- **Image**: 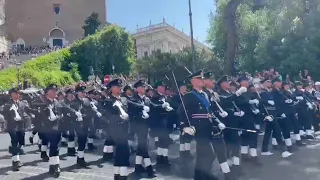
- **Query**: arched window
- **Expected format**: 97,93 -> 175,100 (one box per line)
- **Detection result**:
53,4 -> 61,14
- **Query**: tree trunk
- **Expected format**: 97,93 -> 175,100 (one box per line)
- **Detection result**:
224,0 -> 242,75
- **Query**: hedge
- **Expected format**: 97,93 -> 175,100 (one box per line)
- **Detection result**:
0,49 -> 81,90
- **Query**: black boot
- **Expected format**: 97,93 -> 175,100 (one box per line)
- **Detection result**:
114,174 -> 120,180
49,165 -> 54,174
77,157 -> 89,167
156,155 -> 163,165
61,141 -> 67,147
306,134 -> 314,139
38,144 -> 41,151
133,164 -> 145,175
29,137 -> 34,144
224,172 -> 233,180
87,143 -> 97,151
8,146 -> 12,154
296,140 -> 306,146
12,161 -> 20,171
146,165 -> 157,178
103,153 -> 113,161
67,148 -> 76,156
52,164 -> 60,178
118,176 -> 127,180
41,152 -> 49,161
162,156 -> 171,165
287,145 -> 294,153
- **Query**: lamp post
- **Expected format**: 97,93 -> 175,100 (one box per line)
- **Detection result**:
188,0 -> 196,72
16,62 -> 21,87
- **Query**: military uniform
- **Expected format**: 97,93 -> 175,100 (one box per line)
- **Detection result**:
103,79 -> 130,180
3,88 -> 31,171
178,70 -> 231,180
150,81 -> 173,166
129,80 -> 156,177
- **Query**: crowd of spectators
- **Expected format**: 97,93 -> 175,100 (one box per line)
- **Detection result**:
0,45 -> 62,70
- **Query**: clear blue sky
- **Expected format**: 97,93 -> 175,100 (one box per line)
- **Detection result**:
106,0 -> 215,44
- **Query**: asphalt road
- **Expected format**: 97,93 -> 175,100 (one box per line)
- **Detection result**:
0,132 -> 320,180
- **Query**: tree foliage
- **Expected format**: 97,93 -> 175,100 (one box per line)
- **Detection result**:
68,25 -> 135,80
0,49 -> 80,90
82,12 -> 101,37
208,0 -> 320,79
133,47 -> 223,84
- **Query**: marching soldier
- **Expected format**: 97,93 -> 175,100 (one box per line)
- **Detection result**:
178,70 -> 234,180
259,79 -> 285,156
3,88 -> 31,171
236,76 -> 261,164
294,81 -> 314,139
217,75 -> 243,176
150,80 -> 173,166
104,79 -> 130,180
87,88 -> 99,151
171,81 -> 192,159
271,77 -> 294,156
62,89 -> 77,156
129,80 -> 156,178
38,84 -> 63,177
281,82 -> 304,146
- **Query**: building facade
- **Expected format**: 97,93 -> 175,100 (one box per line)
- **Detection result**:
5,0 -> 106,48
133,19 -> 209,59
0,0 -> 8,53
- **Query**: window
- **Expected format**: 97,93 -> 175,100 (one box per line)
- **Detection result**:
144,51 -> 148,57
53,4 -> 61,14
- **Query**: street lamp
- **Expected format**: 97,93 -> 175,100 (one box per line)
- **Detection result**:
16,62 -> 21,87
188,0 -> 196,72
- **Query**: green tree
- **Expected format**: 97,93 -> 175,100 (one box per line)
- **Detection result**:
82,12 -> 101,37
69,25 -> 135,80
133,47 -> 222,83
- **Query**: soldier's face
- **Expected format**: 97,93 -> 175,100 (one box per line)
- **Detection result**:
67,94 -> 74,100
274,82 -> 282,89
77,91 -> 85,98
125,89 -> 133,96
47,90 -> 56,99
157,86 -> 166,94
179,86 -> 187,94
11,92 -> 20,101
204,79 -> 214,88
136,86 -> 145,94
240,80 -> 249,88
221,82 -> 230,90
111,86 -> 121,94
283,85 -> 290,91
191,78 -> 204,88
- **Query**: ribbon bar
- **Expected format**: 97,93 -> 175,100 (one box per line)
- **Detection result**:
192,113 -> 215,119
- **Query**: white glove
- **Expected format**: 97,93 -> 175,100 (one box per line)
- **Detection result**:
252,109 -> 260,114
219,111 -> 228,118
236,87 -> 247,96
143,106 -> 150,112
166,106 -> 173,112
142,110 -> 149,119
218,123 -> 226,130
31,114 -> 35,118
183,126 -> 196,136
296,96 -> 304,100
75,111 -> 82,117
249,99 -> 259,105
285,99 -> 292,104
281,113 -> 286,118
234,111 -> 245,117
264,115 -> 273,122
96,112 -> 102,117
162,102 -> 169,108
307,102 -> 313,109
267,100 -> 275,106
120,114 -> 129,120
